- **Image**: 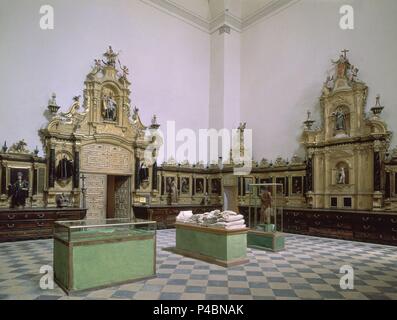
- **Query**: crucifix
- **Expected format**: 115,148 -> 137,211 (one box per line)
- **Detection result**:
341,49 -> 349,59
80,174 -> 87,209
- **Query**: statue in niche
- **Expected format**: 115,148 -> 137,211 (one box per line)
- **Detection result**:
171,180 -> 178,203
337,167 -> 347,184
138,161 -> 149,182
102,92 -> 117,121
181,177 -> 190,193
333,109 -> 346,131
57,155 -> 74,180
8,172 -> 29,208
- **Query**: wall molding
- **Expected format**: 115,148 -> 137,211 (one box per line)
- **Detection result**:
140,0 -> 299,34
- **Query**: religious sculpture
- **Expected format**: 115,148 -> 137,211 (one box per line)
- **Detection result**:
138,161 -> 149,182
56,193 -> 70,208
102,45 -> 119,67
9,140 -> 29,154
102,92 -> 117,121
56,155 -> 74,181
260,187 -> 272,225
171,180 -> 178,203
8,172 -> 29,208
337,167 -> 346,184
333,109 -> 346,131
181,177 -> 189,193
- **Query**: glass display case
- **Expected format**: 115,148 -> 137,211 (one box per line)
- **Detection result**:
246,183 -> 285,252
247,183 -> 284,231
53,218 -> 156,294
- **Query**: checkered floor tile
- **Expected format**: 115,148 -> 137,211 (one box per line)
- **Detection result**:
0,230 -> 396,300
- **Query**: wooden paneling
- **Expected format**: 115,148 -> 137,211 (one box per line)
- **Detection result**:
239,206 -> 397,246
0,208 -> 87,242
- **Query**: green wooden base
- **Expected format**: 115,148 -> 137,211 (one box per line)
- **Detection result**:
173,223 -> 249,267
247,230 -> 285,252
54,232 -> 156,294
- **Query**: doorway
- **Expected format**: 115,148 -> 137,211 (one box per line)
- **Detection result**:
106,175 -> 131,219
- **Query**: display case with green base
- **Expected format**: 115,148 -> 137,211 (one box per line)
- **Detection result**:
245,183 -> 286,252
166,223 -> 249,267
53,218 -> 156,294
248,225 -> 285,252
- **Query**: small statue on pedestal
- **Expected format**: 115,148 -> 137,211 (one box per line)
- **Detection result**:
8,172 -> 29,208
260,187 -> 272,225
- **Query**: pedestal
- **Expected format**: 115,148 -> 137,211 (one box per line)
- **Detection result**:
167,223 -> 249,267
247,227 -> 285,252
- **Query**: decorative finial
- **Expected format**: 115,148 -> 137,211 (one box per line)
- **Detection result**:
33,146 -> 39,156
371,94 -> 384,116
73,95 -> 81,102
150,114 -> 160,129
1,141 -> 7,153
304,110 -> 315,130
47,92 -> 60,115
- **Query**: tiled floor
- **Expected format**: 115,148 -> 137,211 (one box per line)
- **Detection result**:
0,229 -> 396,300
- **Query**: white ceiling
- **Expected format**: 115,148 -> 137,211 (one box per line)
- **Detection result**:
143,0 -> 297,31
167,0 -> 276,20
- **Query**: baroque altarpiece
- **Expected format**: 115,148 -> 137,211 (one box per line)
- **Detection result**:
301,50 -> 391,211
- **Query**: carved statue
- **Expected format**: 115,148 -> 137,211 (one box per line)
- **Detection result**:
260,187 -> 272,225
102,93 -> 117,121
350,65 -> 359,82
171,180 -> 178,203
56,155 -> 74,180
138,161 -> 149,182
118,59 -> 129,78
8,172 -> 29,208
56,193 -> 70,208
338,167 -> 346,184
333,50 -> 350,79
181,177 -> 189,193
9,140 -> 29,154
333,109 -> 346,131
102,45 -> 119,67
91,59 -> 103,74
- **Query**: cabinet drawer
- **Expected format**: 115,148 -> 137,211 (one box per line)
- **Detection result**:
0,219 -> 54,231
0,228 -> 53,242
0,211 -> 52,221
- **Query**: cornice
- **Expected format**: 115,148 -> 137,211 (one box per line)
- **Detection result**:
242,0 -> 301,30
140,0 -> 299,34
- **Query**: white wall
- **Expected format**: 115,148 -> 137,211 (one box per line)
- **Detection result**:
0,0 -> 210,163
241,0 -> 397,161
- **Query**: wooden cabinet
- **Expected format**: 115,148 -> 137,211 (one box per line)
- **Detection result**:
133,205 -> 223,229
239,206 -> 397,246
0,208 -> 87,242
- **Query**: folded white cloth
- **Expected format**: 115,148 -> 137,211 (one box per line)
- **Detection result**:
218,214 -> 244,222
221,210 -> 237,216
225,224 -> 246,230
213,219 -> 245,227
176,210 -> 193,222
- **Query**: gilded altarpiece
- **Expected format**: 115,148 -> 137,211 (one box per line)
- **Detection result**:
40,47 -> 160,219
302,51 -> 391,210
